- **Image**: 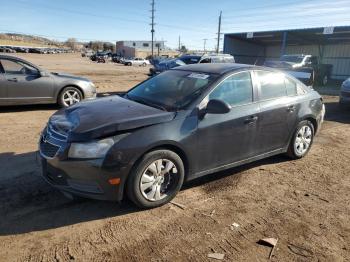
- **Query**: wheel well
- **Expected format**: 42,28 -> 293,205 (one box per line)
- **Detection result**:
305,117 -> 318,133
136,145 -> 190,178
57,85 -> 84,102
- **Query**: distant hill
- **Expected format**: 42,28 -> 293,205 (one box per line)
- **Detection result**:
0,33 -> 65,47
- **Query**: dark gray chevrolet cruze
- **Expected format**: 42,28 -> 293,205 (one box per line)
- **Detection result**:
39,63 -> 325,208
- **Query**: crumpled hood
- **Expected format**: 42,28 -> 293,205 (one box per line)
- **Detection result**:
50,72 -> 90,82
50,95 -> 176,142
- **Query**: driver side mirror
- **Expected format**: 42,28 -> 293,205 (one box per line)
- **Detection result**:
205,99 -> 231,114
40,70 -> 49,77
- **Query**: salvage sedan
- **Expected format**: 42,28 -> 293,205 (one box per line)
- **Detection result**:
39,64 -> 325,208
0,55 -> 96,107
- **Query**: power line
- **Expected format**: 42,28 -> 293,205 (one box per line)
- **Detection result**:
223,0 -> 317,15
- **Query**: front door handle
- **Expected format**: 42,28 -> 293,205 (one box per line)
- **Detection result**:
287,105 -> 296,112
8,78 -> 18,82
244,115 -> 258,124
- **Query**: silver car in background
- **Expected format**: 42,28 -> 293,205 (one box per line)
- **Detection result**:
0,55 -> 96,107
340,78 -> 350,108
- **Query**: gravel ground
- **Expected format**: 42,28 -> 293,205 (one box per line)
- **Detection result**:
0,54 -> 349,261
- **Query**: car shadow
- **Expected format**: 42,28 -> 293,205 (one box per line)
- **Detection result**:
183,154 -> 290,193
0,150 -> 290,236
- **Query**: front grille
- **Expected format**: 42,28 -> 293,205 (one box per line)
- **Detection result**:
40,139 -> 60,158
47,123 -> 68,141
341,91 -> 350,98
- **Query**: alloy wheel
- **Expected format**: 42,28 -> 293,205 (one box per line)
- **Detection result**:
140,159 -> 177,201
294,125 -> 312,156
62,90 -> 81,107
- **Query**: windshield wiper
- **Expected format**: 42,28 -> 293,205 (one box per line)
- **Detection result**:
127,95 -> 168,111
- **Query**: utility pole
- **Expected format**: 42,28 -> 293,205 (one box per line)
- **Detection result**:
150,0 -> 155,58
178,35 -> 181,51
203,38 -> 208,52
216,11 -> 222,54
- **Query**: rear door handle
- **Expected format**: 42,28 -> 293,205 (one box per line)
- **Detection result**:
244,115 -> 258,124
8,78 -> 18,82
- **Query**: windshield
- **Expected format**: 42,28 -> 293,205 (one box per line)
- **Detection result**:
281,55 -> 304,63
127,70 -> 218,111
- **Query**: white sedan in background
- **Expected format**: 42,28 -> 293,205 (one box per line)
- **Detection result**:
124,58 -> 150,66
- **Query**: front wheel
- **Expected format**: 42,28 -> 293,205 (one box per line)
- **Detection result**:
287,120 -> 314,159
126,150 -> 185,209
58,86 -> 83,107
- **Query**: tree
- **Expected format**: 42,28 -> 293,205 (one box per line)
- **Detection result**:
65,38 -> 77,50
180,45 -> 188,53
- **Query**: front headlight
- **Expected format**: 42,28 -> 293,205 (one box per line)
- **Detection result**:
68,134 -> 129,159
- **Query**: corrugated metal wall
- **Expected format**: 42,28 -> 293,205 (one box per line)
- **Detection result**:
265,44 -> 350,80
224,33 -> 350,80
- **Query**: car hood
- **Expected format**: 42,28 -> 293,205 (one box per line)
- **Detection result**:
50,72 -> 90,82
50,95 -> 176,142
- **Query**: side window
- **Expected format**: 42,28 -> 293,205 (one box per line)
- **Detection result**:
256,71 -> 286,100
200,58 -> 211,63
209,71 -> 253,107
285,77 -> 297,96
1,59 -> 24,74
0,59 -> 38,75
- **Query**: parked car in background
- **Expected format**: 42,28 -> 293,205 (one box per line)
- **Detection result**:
39,63 -> 324,208
149,58 -> 186,76
0,47 -> 16,53
96,56 -> 106,63
149,53 -> 235,75
124,57 -> 150,66
0,55 -> 96,107
179,53 -> 235,64
339,77 -> 350,108
264,54 -> 332,86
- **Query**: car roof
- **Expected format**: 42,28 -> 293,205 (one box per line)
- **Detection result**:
172,63 -> 258,75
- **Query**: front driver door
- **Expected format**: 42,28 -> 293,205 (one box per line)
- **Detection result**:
195,71 -> 260,173
0,58 -> 54,104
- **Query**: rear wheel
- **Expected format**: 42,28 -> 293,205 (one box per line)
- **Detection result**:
126,150 -> 184,209
58,86 -> 83,108
322,75 -> 328,86
287,120 -> 314,159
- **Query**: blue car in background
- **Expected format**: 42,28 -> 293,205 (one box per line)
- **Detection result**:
340,77 -> 350,108
149,58 -> 186,76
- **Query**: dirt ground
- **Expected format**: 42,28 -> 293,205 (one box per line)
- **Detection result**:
0,54 -> 349,262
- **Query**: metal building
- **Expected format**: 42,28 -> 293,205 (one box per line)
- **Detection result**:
223,26 -> 350,80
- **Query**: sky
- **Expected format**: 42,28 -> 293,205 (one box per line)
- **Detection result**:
0,0 -> 350,50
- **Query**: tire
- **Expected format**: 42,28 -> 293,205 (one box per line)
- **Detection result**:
126,150 -> 185,209
142,62 -> 146,67
322,75 -> 328,86
286,120 -> 315,159
58,86 -> 83,108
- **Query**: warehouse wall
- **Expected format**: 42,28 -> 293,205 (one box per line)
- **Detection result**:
224,36 -> 265,65
265,44 -> 350,80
